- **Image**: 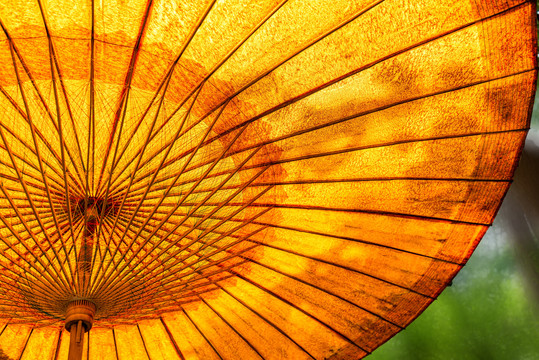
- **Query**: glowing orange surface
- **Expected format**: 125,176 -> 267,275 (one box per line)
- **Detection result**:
0,0 -> 536,358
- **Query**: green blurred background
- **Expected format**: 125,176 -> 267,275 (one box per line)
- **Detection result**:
368,14 -> 539,359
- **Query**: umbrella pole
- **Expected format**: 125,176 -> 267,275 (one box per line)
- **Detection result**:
67,206 -> 98,360
68,320 -> 84,360
65,300 -> 96,360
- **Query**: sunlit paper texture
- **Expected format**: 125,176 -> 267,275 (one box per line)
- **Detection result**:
0,0 -> 536,359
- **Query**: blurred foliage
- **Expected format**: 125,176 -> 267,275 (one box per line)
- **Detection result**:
369,223 -> 539,360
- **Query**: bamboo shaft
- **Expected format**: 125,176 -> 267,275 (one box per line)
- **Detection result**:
68,320 -> 84,360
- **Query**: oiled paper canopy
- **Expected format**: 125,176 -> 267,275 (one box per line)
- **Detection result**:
0,0 -> 536,359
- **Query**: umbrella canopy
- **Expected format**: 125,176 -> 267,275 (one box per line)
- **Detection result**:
0,0 -> 536,359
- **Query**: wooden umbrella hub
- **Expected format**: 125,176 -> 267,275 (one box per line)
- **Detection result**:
65,300 -> 96,332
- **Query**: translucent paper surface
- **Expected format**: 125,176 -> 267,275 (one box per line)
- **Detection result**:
0,0 -> 536,359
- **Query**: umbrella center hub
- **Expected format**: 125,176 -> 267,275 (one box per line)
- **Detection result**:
65,300 -> 96,332
75,197 -> 117,235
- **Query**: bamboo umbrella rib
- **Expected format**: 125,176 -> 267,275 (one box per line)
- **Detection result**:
252,177 -> 513,186
179,307 -> 224,360
103,0 -> 220,193
187,244 -> 431,319
0,185 -> 49,202
174,227 -> 443,295
197,295 -> 266,359
0,87 -> 82,200
48,44 -> 87,183
108,200 -> 493,228
103,70 -> 176,198
87,0 -> 95,196
37,0 -> 92,293
144,264 -> 257,306
244,203 -> 495,227
215,270 -> 368,356
53,329 -> 63,358
105,0 -> 288,192
36,0 -> 86,176
133,0 -> 397,166
29,6 -> 78,288
159,317 -> 186,360
0,137 -> 70,195
97,220 -> 268,305
114,64 -> 533,201
213,283 -> 316,360
161,208 -> 271,254
165,243 -> 261,288
157,211 -> 271,274
108,264 -> 247,314
250,221 -> 467,266
89,85 -> 207,292
93,91 -> 224,291
97,172 -> 274,298
100,239 -> 253,309
125,139 -> 263,262
83,92 -> 173,294
111,288 -> 211,318
86,217 -> 117,288
119,0 -> 387,183
160,239 -> 426,327
104,222 -> 236,270
116,135 -> 516,207
105,68 -> 176,177
202,277 -> 379,356
110,98 -> 256,195
197,128 -> 531,185
239,244 -> 435,299
98,203 -> 260,265
186,4 -> 531,160
123,140 -> 262,235
0,212 -> 70,248
92,87 -> 145,292
233,253 -> 405,330
135,324 -> 151,358
92,82 -> 205,261
94,0 -> 154,193
120,174 -> 513,208
0,28 -> 86,192
0,253 -> 60,300
0,85 -> 79,195
232,262 -> 400,352
196,72 -> 532,178
102,70 -> 176,266
109,119 -> 255,201
121,212 -> 259,251
5,207 -> 77,239
143,195 -> 498,227
0,109 -> 66,186
17,328 -> 33,355
0,126 -> 72,293
0,216 -> 67,297
0,322 -> 7,338
4,185 -> 64,206
93,198 -> 270,302
111,330 -> 122,360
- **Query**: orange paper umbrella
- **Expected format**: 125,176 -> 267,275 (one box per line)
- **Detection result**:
0,0 -> 536,359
